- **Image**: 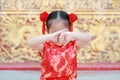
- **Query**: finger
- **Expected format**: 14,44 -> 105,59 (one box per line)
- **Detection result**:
59,38 -> 65,44
59,35 -> 65,44
59,33 -> 64,38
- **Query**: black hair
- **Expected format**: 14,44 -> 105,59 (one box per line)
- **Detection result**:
46,11 -> 71,29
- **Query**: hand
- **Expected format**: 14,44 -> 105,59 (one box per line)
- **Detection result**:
50,29 -> 68,44
58,32 -> 65,45
58,32 -> 76,45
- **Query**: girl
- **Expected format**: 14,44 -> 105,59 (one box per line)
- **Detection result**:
28,11 -> 94,80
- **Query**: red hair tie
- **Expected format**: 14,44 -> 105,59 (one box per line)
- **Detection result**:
40,12 -> 49,34
69,13 -> 78,32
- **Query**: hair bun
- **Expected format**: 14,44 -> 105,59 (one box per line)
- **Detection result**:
69,13 -> 78,23
39,12 -> 49,34
40,12 -> 49,22
69,13 -> 78,32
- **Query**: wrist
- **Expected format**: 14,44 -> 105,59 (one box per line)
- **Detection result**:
73,32 -> 80,40
43,34 -> 52,41
74,32 -> 90,42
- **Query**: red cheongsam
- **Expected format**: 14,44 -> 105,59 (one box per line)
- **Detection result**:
40,40 -> 77,80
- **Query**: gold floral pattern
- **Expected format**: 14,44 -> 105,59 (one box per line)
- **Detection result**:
0,0 -> 120,63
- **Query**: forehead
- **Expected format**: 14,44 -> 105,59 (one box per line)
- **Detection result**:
48,19 -> 69,28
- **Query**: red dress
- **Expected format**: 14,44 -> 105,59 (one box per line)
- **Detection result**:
40,40 -> 77,80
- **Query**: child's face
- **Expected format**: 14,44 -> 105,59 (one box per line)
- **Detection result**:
47,19 -> 69,33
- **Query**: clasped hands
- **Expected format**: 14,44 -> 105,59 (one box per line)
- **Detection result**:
50,29 -> 75,45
